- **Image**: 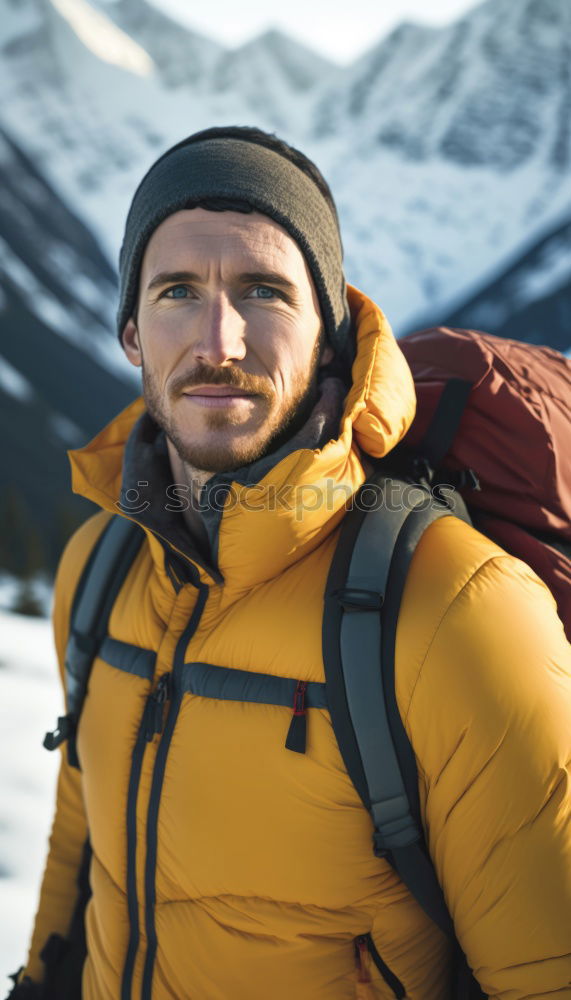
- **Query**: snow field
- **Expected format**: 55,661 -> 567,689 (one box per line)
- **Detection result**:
0,610 -> 62,994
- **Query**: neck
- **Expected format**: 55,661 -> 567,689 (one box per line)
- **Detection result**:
166,439 -> 214,541
167,440 -> 212,498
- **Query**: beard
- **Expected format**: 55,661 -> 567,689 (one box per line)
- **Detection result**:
141,331 -> 326,474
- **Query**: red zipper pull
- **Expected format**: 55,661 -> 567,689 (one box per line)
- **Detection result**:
285,680 -> 307,754
355,936 -> 371,984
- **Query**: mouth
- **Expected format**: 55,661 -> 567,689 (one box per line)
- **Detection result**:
182,386 -> 257,408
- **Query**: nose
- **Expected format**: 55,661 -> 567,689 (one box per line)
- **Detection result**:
192,292 -> 247,367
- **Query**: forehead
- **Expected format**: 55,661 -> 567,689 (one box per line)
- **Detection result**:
141,208 -> 305,276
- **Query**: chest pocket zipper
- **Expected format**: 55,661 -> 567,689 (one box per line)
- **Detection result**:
355,935 -> 406,998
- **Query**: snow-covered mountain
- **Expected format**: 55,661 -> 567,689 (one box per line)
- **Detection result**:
310,0 -> 571,329
315,0 -> 571,169
1,0 -> 569,342
204,30 -> 337,131
436,212 -> 571,351
0,125 -> 135,575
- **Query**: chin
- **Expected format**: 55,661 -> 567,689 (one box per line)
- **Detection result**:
173,431 -> 268,474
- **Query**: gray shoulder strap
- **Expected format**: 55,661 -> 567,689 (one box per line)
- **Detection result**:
44,516 -> 144,767
323,470 -> 471,940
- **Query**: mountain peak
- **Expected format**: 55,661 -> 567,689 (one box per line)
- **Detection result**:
240,26 -> 336,64
227,26 -> 337,92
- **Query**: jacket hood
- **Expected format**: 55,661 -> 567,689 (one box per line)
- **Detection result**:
69,285 -> 416,588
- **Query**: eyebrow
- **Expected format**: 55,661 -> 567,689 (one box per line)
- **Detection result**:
239,272 -> 297,296
146,269 -> 298,296
146,270 -> 201,291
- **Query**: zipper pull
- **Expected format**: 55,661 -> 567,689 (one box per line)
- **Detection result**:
285,680 -> 307,754
145,673 -> 171,741
355,936 -> 371,984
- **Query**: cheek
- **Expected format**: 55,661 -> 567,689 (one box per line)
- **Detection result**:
139,314 -> 191,374
142,306 -> 190,342
252,314 -> 315,372
276,334 -> 318,380
263,345 -> 314,401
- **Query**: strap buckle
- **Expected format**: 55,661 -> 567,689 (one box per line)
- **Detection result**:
333,588 -> 384,612
43,714 -> 74,751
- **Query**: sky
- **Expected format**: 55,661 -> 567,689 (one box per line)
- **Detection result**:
145,0 -> 484,64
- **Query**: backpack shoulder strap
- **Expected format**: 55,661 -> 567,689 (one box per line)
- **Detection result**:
44,515 -> 145,768
323,468 -> 470,939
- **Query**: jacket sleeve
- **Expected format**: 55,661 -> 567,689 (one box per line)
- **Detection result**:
17,512 -> 110,987
405,550 -> 571,998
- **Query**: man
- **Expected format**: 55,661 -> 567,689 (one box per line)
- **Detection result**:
12,126 -> 571,998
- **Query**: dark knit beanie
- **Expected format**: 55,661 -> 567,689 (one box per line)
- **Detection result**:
117,132 -> 352,361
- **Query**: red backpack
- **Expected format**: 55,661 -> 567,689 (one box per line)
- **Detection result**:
397,327 -> 571,639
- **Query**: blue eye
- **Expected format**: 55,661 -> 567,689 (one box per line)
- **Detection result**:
250,286 -> 278,299
165,285 -> 189,298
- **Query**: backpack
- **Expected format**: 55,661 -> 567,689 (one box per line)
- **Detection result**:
398,326 -> 571,638
42,329 -> 571,1000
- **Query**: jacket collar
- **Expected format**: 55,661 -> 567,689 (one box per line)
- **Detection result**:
69,285 -> 416,590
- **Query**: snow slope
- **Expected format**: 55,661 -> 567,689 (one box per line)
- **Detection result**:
0,610 -> 61,993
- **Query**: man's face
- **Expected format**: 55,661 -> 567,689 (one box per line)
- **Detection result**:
122,208 -> 334,473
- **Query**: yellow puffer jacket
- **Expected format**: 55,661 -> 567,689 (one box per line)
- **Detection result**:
22,287 -> 571,999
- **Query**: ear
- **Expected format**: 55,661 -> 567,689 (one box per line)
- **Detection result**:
121,317 -> 142,368
319,341 -> 335,367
